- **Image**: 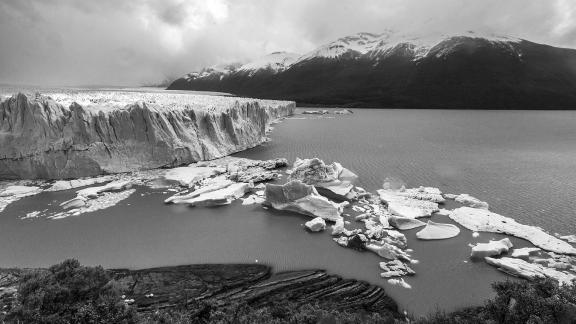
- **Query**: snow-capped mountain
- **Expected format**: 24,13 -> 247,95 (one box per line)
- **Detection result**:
237,52 -> 301,76
169,31 -> 576,109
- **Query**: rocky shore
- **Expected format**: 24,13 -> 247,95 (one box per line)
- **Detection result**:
0,91 -> 294,179
0,264 -> 401,318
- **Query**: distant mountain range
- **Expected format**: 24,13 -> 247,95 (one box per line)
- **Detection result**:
167,31 -> 576,109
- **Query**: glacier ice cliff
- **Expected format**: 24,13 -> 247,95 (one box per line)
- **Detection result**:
0,91 -> 294,179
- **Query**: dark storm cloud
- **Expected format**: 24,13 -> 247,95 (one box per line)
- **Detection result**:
0,0 -> 575,86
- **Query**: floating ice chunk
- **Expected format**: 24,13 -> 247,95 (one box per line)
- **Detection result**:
511,247 -> 541,259
264,180 -> 343,221
471,238 -> 513,259
416,221 -> 460,240
485,257 -> 576,286
387,278 -> 412,289
450,207 -> 576,255
560,235 -> 576,244
389,215 -> 427,230
454,194 -> 489,210
378,190 -> 439,218
164,166 -> 223,187
305,217 -> 327,232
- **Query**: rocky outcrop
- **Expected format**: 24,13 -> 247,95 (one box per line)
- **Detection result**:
0,264 -> 402,318
0,92 -> 294,179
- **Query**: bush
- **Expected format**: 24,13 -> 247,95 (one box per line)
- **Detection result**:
7,259 -> 137,324
420,278 -> 576,324
140,301 -> 397,324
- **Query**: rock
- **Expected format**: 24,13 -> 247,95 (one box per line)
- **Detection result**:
485,257 -> 576,286
511,247 -> 541,259
416,221 -> 460,240
305,217 -> 326,232
287,158 -> 358,200
560,235 -> 576,244
449,207 -> 576,255
60,196 -> 87,210
0,92 -> 294,180
389,216 -> 426,230
377,190 -> 439,218
346,234 -> 368,250
164,166 -> 223,187
379,260 -> 415,278
264,180 -> 343,221
470,238 -> 513,259
453,194 -> 489,210
172,182 -> 251,207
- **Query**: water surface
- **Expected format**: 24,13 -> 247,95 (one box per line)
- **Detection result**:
2,107 -> 576,317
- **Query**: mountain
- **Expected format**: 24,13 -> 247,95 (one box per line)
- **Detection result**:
168,31 -> 576,109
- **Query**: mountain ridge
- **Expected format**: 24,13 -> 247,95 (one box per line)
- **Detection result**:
168,31 -> 576,109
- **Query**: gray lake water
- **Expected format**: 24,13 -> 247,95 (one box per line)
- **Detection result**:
2,107 -> 576,317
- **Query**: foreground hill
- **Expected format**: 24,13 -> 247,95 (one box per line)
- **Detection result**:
168,31 -> 576,109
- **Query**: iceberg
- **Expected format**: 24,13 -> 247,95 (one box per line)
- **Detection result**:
449,207 -> 576,255
485,257 -> 576,286
287,158 -> 358,200
416,221 -> 460,240
305,217 -> 327,232
470,238 -> 513,259
264,180 -> 343,221
377,189 -> 439,218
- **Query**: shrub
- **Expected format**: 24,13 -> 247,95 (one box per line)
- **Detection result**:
7,259 -> 137,324
420,278 -> 576,324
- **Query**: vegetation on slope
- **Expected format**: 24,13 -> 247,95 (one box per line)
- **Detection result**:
2,259 -> 575,323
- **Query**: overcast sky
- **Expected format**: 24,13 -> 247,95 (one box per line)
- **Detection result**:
1,0 -> 575,86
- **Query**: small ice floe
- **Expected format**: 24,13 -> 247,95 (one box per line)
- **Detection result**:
416,221 -> 460,240
305,217 -> 326,232
472,232 -> 480,238
453,194 -> 489,210
470,238 -> 513,259
560,234 -> 576,244
387,278 -> 412,289
145,293 -> 154,298
511,247 -> 541,260
485,257 -> 576,286
449,207 -> 576,255
0,185 -> 43,214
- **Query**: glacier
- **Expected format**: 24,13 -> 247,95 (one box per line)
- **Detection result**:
0,91 -> 294,179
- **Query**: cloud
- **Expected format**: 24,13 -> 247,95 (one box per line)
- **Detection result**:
0,0 -> 575,86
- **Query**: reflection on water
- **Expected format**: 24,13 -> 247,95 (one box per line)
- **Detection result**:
2,107 -> 576,317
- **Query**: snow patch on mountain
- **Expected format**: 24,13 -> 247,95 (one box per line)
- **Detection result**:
238,52 -> 301,76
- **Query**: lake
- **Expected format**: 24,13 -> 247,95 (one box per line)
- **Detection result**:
2,107 -> 576,317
